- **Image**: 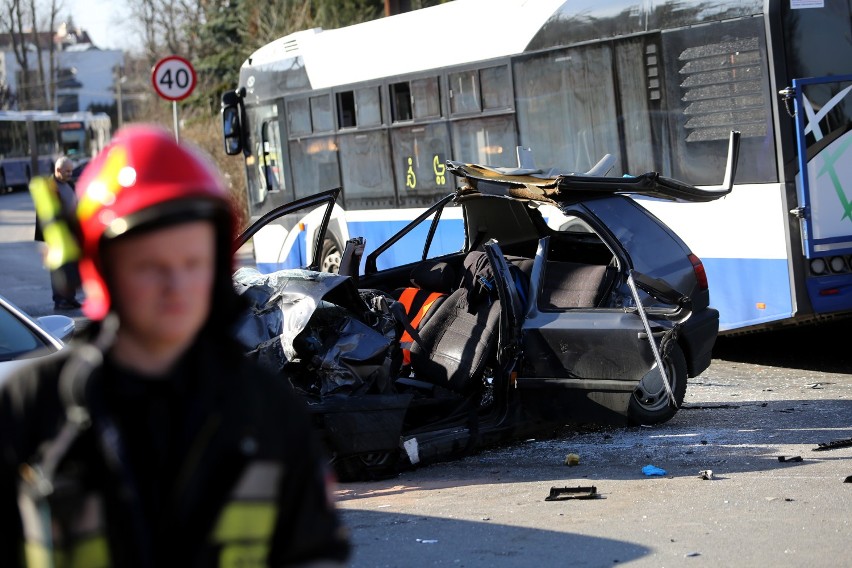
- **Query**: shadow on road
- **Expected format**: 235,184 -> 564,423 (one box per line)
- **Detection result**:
340,510 -> 651,567
713,318 -> 851,373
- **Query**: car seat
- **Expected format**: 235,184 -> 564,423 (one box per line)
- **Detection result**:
408,251 -> 502,393
392,260 -> 457,366
540,261 -> 617,308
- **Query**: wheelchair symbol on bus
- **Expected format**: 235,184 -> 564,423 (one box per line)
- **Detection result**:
406,157 -> 417,189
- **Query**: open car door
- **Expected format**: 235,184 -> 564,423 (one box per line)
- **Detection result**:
235,188 -> 340,272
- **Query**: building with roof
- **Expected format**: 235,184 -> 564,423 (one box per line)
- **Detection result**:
0,23 -> 124,113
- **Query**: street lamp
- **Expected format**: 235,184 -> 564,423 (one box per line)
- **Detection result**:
113,65 -> 126,128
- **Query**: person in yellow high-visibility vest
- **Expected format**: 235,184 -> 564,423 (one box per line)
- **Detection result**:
33,156 -> 83,310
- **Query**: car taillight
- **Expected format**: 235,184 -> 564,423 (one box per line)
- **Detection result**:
689,253 -> 708,290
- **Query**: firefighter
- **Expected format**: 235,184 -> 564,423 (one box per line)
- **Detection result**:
0,125 -> 350,567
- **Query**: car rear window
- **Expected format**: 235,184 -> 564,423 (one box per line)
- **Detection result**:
581,196 -> 690,284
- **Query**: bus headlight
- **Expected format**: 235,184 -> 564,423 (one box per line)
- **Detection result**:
810,258 -> 827,275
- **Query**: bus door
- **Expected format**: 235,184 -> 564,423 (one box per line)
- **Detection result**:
246,105 -> 290,216
784,74 -> 852,313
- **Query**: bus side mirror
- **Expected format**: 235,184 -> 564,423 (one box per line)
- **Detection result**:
222,104 -> 242,155
222,92 -> 243,156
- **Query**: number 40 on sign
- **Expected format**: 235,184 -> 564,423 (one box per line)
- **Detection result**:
152,56 -> 197,101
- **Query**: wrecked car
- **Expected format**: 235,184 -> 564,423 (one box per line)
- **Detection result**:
233,137 -> 739,480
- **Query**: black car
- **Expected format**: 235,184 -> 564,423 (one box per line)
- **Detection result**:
233,137 -> 739,480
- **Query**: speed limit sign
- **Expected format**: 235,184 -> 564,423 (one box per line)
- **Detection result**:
151,55 -> 197,101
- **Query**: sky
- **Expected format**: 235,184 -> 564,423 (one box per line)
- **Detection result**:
68,0 -> 141,53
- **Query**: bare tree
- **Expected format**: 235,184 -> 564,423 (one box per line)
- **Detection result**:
0,0 -> 62,109
130,0 -> 205,65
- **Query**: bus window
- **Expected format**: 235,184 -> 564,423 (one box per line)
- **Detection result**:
310,95 -> 333,132
391,77 -> 440,122
337,91 -> 356,128
480,65 -> 511,111
33,121 -> 58,156
338,130 -> 395,209
391,123 -> 451,207
450,65 -> 511,116
661,17 -> 776,184
450,115 -> 516,166
411,77 -> 440,119
289,136 -> 340,199
449,70 -> 480,114
246,105 -> 290,215
391,82 -> 413,122
337,87 -> 382,129
616,38 -> 656,175
287,98 -> 311,136
356,86 -> 382,127
514,44 -> 621,174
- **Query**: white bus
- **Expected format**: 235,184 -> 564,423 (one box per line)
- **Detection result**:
59,112 -> 112,170
221,0 -> 852,333
0,111 -> 60,193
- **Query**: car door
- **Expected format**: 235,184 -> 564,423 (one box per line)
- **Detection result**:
236,187 -> 339,272
483,239 -> 524,370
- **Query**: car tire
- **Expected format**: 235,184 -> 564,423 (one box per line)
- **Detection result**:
320,235 -> 342,274
628,342 -> 687,425
334,451 -> 399,482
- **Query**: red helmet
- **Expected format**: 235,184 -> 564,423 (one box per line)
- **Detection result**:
76,124 -> 237,320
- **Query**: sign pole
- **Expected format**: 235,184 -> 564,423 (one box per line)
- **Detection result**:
172,101 -> 180,143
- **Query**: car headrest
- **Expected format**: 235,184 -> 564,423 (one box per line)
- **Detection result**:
410,261 -> 457,294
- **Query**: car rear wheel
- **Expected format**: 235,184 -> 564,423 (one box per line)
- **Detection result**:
334,451 -> 399,481
320,236 -> 342,274
628,343 -> 687,425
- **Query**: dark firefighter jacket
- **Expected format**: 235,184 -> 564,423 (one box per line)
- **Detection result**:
0,325 -> 350,567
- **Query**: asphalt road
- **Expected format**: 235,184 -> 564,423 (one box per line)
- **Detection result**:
1,190 -> 850,567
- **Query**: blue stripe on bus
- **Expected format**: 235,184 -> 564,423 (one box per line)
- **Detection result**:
702,257 -> 793,331
256,227 -> 308,273
348,218 -> 465,270
255,218 -> 465,274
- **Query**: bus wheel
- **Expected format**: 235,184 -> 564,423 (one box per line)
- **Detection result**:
628,343 -> 687,425
320,236 -> 342,274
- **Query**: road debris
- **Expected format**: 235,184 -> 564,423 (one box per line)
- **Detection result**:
813,437 -> 852,451
698,469 -> 714,480
564,453 -> 580,466
777,455 -> 803,462
545,486 -> 599,501
642,465 -> 667,476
